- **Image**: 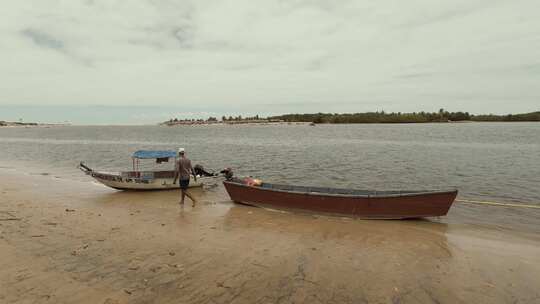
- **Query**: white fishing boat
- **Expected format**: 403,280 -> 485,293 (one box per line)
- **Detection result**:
79,150 -> 219,190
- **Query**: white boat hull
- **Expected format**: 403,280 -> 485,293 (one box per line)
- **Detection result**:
89,171 -> 216,190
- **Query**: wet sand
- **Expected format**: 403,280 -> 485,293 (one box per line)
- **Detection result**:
1,170 -> 539,304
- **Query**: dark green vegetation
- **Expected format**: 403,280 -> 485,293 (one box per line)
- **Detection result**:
270,110 -> 540,124
470,111 -> 540,122
160,110 -> 539,125
221,115 -> 261,121
0,121 -> 39,127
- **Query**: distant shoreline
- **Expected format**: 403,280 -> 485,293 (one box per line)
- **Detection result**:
0,121 -> 70,127
2,110 -> 539,127
269,110 -> 540,124
160,120 -> 539,126
2,121 -> 539,127
161,110 -> 540,126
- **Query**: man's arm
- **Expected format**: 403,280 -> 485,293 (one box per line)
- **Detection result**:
190,161 -> 197,182
173,161 -> 179,184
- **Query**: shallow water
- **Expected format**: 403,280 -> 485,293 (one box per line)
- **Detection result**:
1,123 -> 539,230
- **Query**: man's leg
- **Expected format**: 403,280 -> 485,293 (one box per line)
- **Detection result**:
180,189 -> 185,205
184,190 -> 197,207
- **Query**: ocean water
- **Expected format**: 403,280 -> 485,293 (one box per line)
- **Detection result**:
1,123 -> 539,228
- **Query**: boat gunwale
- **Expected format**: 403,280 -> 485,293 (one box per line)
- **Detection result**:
224,180 -> 458,199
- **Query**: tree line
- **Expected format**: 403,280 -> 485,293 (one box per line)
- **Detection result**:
269,109 -> 540,124
221,115 -> 261,121
163,110 -> 539,125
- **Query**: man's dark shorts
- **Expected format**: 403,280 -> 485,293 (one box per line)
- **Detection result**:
179,178 -> 190,190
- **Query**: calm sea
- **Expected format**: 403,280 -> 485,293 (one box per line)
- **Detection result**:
1,123 -> 539,228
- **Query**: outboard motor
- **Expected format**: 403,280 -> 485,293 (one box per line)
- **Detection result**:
194,164 -> 217,177
220,167 -> 234,180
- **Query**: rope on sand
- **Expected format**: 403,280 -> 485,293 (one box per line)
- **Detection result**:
456,199 -> 540,209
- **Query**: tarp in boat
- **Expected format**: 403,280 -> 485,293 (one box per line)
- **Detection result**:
132,150 -> 177,159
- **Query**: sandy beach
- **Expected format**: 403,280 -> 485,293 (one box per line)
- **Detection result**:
1,170 -> 539,304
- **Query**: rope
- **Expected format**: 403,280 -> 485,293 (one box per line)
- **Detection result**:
456,199 -> 540,209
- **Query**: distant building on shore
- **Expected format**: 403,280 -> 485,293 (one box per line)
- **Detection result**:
161,118 -> 220,126
160,115 -> 284,126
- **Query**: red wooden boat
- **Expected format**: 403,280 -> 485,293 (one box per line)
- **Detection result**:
223,179 -> 457,219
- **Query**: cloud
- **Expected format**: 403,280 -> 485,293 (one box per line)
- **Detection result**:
1,0 -> 539,120
171,25 -> 195,48
21,28 -> 64,50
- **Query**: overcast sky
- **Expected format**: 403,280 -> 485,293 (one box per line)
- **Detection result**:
1,0 -> 539,123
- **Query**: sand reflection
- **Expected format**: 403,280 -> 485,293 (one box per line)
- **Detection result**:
222,203 -> 452,260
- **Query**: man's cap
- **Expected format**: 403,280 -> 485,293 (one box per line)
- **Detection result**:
178,147 -> 185,154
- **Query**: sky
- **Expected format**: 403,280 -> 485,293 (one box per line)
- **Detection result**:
1,0 -> 539,124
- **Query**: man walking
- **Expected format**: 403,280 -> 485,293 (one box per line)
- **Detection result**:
173,148 -> 197,206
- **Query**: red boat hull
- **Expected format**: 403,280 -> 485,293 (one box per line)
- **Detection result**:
223,181 -> 457,219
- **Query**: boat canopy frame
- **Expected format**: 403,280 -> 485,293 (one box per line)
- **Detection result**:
131,150 -> 178,171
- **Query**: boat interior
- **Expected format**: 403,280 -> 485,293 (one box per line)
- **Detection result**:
121,170 -> 175,179
256,182 -> 445,197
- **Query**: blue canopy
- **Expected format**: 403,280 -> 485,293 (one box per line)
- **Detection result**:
132,150 -> 177,159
